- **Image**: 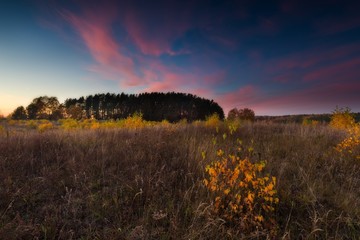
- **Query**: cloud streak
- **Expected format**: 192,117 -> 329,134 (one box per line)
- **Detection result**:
61,9 -> 144,87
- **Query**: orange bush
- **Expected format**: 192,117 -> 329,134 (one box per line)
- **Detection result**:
330,107 -> 355,130
204,145 -> 278,234
205,113 -> 221,128
335,124 -> 360,159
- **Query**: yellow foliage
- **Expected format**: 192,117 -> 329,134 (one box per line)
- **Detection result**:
59,119 -> 80,130
177,118 -> 188,126
204,145 -> 278,234
122,113 -> 146,129
89,121 -> 100,129
191,120 -> 203,127
160,119 -> 171,128
330,107 -> 355,130
226,119 -> 241,135
302,118 -> 319,126
8,120 -> 17,125
100,120 -> 117,129
78,119 -> 100,129
38,122 -> 53,132
205,113 -> 221,128
335,124 -> 360,159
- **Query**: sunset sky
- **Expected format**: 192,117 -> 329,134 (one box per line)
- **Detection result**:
1,0 -> 360,116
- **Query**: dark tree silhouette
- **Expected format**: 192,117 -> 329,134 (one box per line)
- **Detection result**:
64,92 -> 224,122
16,93 -> 224,122
227,108 -> 239,121
26,96 -> 63,120
227,107 -> 255,122
11,106 -> 27,120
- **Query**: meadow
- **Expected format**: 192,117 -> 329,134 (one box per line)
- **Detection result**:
0,117 -> 359,239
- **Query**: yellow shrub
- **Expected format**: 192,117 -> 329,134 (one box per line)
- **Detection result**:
330,107 -> 355,130
90,121 -> 100,129
302,118 -> 319,126
123,113 -> 146,129
159,119 -> 174,129
100,120 -> 117,129
177,118 -> 188,126
205,113 -> 221,128
335,124 -> 360,159
161,119 -> 170,126
38,122 -> 53,132
79,119 -> 100,129
60,119 -> 80,130
204,146 -> 278,234
226,119 -> 241,135
27,120 -> 38,129
8,120 -> 17,126
191,120 -> 203,127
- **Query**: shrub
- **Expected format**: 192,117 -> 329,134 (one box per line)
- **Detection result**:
123,113 -> 146,129
59,119 -> 80,130
26,120 -> 38,129
227,108 -> 255,122
226,119 -> 241,135
204,145 -> 278,235
335,123 -> 360,159
205,113 -> 221,128
302,118 -> 319,126
79,119 -> 100,129
330,106 -> 355,130
38,122 -> 54,132
100,120 -> 117,129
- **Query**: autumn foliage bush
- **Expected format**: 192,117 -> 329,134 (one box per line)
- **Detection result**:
335,123 -> 360,160
37,121 -> 54,132
204,145 -> 279,235
330,106 -> 355,130
204,113 -> 221,128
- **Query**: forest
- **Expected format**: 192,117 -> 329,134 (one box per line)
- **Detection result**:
9,92 -> 224,122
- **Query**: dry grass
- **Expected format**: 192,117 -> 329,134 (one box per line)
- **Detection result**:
0,122 -> 359,239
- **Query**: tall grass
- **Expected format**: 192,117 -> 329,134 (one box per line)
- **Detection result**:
0,122 -> 359,239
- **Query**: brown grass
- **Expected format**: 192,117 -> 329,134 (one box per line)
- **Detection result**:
0,122 -> 359,239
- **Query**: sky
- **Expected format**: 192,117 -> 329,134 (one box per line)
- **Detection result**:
1,0 -> 360,116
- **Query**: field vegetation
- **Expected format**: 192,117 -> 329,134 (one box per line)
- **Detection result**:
0,110 -> 360,239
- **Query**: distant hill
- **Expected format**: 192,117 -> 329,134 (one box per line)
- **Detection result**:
256,113 -> 360,124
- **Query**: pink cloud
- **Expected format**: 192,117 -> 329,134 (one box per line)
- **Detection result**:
215,85 -> 260,114
61,9 -> 143,86
123,6 -> 189,56
267,43 -> 360,74
272,73 -> 294,83
144,72 -> 189,92
143,68 -> 226,94
303,58 -> 360,82
253,82 -> 360,115
124,13 -> 171,56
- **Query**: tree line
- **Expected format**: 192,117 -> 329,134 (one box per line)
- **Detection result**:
10,92 -> 225,122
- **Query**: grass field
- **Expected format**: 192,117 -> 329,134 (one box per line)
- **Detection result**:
0,119 -> 360,239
